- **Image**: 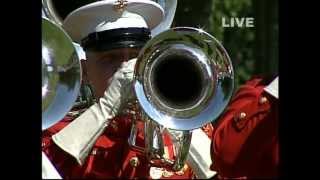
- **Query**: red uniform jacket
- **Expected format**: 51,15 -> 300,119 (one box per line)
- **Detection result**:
210,77 -> 279,179
42,112 -> 195,179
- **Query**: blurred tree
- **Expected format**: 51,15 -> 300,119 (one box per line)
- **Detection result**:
174,0 -> 213,29
253,0 -> 278,75
210,0 -> 255,90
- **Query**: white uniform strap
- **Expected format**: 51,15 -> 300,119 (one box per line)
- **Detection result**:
187,128 -> 217,179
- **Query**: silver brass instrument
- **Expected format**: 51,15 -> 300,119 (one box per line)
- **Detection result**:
42,0 -> 63,26
42,0 -> 94,60
42,0 -> 97,111
42,18 -> 81,130
42,0 -> 90,59
130,27 -> 234,171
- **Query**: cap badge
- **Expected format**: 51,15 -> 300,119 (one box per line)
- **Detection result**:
113,0 -> 128,12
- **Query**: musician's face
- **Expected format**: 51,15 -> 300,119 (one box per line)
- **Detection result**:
84,48 -> 139,99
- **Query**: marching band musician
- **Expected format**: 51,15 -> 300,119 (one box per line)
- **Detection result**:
42,0 -> 215,178
209,76 -> 279,179
42,0 -> 281,179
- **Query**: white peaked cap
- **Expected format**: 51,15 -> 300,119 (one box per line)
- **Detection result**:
95,11 -> 148,32
62,0 -> 164,43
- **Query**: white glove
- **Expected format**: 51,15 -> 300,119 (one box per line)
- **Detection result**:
42,151 -> 62,179
52,58 -> 137,165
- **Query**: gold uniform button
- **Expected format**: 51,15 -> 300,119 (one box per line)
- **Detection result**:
239,112 -> 247,120
92,149 -> 97,155
259,96 -> 268,104
129,157 -> 139,167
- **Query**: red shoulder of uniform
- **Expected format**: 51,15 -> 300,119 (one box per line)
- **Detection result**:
210,77 -> 279,178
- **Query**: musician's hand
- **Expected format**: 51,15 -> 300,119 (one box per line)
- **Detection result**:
52,58 -> 137,165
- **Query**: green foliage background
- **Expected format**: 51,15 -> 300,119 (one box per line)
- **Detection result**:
174,0 -> 278,90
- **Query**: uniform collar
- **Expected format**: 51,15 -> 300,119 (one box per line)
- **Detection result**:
264,76 -> 278,99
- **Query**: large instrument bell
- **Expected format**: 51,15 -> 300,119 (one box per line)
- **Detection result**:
134,27 -> 234,130
42,18 -> 81,130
